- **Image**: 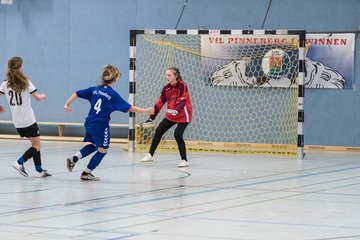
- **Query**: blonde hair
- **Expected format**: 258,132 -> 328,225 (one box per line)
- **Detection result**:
7,56 -> 29,93
101,65 -> 122,86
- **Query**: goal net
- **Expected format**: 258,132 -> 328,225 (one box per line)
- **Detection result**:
129,30 -> 305,157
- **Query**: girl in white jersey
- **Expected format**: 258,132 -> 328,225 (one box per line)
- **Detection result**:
0,56 -> 51,178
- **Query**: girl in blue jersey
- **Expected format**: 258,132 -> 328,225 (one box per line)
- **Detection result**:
64,65 -> 154,181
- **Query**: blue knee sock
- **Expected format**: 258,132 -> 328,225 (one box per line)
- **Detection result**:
79,144 -> 97,159
17,157 -> 26,165
35,165 -> 43,172
87,151 -> 106,171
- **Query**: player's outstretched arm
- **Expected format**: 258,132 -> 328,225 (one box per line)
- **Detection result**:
31,92 -> 47,101
64,93 -> 78,112
129,105 -> 154,115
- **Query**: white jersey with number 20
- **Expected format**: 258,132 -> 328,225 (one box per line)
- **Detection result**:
0,80 -> 37,128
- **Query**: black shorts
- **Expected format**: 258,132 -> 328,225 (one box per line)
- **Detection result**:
16,122 -> 40,138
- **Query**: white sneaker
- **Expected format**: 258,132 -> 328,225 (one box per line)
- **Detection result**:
12,161 -> 29,177
36,170 -> 52,178
178,160 -> 189,168
141,153 -> 154,162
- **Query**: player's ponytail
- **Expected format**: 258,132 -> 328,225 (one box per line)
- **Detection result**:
168,67 -> 183,81
7,56 -> 29,93
101,65 -> 122,86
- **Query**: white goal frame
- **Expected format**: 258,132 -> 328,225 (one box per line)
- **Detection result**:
129,29 -> 305,159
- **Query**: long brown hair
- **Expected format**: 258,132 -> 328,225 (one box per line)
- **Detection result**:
7,56 -> 29,93
100,65 -> 122,86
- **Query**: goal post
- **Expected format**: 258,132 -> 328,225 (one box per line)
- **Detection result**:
129,29 -> 305,159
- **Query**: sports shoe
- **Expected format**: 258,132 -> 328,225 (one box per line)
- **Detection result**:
141,153 -> 154,162
178,160 -> 189,168
36,170 -> 52,178
12,161 -> 29,177
67,157 -> 76,172
80,171 -> 100,181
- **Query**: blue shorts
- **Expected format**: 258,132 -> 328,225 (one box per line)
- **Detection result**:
83,123 -> 110,149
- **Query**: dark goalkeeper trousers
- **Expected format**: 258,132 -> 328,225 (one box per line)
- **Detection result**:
149,118 -> 189,161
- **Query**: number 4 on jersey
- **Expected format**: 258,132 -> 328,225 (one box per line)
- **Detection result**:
94,99 -> 102,114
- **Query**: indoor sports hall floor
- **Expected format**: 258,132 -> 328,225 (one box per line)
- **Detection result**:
0,139 -> 360,240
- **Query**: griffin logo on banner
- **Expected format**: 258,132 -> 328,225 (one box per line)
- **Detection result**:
210,57 -> 345,89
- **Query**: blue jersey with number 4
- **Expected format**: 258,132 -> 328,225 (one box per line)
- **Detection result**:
76,86 -> 131,125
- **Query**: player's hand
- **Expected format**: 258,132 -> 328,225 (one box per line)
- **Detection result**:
40,93 -> 47,100
64,104 -> 72,112
140,118 -> 152,127
0,105 -> 5,113
146,107 -> 154,115
167,109 -> 178,116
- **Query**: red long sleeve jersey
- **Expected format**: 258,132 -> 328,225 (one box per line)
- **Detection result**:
150,80 -> 192,123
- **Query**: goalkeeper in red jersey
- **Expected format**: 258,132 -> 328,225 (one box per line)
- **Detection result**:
141,67 -> 192,167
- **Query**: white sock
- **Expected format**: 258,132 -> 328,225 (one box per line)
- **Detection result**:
75,151 -> 83,159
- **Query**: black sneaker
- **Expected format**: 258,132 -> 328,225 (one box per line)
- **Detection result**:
80,171 -> 100,181
66,157 -> 76,172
